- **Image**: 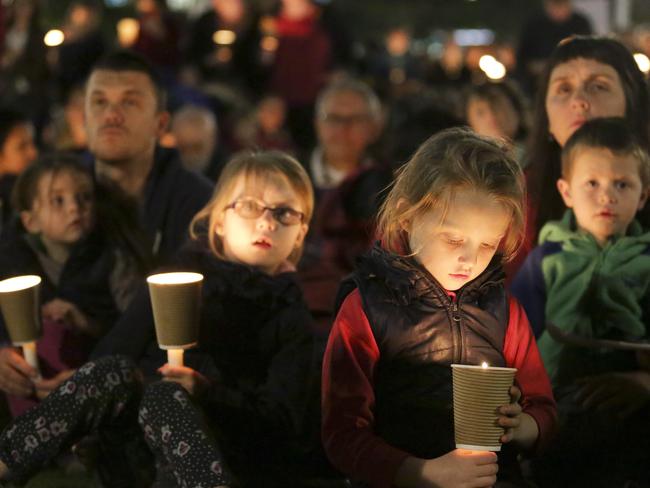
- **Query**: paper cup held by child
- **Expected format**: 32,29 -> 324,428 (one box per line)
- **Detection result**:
0,275 -> 42,344
147,272 -> 203,349
451,363 -> 517,452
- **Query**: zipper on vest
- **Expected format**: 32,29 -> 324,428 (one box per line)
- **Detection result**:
449,295 -> 462,363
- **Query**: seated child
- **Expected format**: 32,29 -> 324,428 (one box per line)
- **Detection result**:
322,127 -> 557,488
463,81 -> 529,165
511,117 -> 650,487
0,153 -> 147,417
0,151 -> 324,488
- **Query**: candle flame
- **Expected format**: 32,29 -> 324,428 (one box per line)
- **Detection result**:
481,362 -> 489,369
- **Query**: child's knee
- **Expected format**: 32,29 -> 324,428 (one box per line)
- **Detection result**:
77,355 -> 137,376
65,355 -> 141,398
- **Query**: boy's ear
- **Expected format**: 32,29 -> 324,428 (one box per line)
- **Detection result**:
556,178 -> 573,208
20,210 -> 40,234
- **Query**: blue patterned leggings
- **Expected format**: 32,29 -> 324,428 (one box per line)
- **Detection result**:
0,355 -> 231,487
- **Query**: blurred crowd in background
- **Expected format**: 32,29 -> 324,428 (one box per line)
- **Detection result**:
1,0 -> 649,173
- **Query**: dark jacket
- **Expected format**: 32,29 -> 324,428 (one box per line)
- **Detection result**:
298,154 -> 392,328
92,147 -> 213,263
0,228 -> 129,414
0,230 -> 122,345
92,239 -> 323,480
338,244 -> 508,459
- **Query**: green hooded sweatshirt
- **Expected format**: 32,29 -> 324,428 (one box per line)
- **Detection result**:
537,210 -> 650,384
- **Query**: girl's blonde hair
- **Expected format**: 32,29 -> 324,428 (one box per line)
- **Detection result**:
190,150 -> 314,265
377,127 -> 526,261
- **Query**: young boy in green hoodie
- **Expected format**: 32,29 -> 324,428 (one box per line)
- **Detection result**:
512,116 -> 650,487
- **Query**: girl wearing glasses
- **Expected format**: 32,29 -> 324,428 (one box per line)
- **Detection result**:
0,151 -> 324,488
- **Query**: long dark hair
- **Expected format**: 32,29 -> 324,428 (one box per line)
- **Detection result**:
527,36 -> 650,233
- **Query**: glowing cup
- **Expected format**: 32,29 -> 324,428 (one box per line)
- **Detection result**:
0,275 -> 42,373
451,363 -> 517,451
147,272 -> 203,366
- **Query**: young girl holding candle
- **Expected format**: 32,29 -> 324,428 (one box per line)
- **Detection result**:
0,153 -> 147,416
322,127 -> 557,488
0,151 -> 322,488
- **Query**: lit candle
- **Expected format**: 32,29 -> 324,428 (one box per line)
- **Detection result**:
21,341 -> 41,379
147,272 -> 203,369
481,361 -> 489,369
167,349 -> 184,367
0,275 -> 42,379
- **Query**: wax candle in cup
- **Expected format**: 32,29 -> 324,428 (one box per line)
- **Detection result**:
0,275 -> 43,377
147,272 -> 203,367
451,362 -> 517,451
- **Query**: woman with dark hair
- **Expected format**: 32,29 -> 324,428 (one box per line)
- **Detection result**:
518,36 -> 650,486
525,36 -> 650,254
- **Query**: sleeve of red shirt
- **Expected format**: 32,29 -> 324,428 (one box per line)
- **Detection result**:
503,295 -> 558,452
322,289 -> 410,488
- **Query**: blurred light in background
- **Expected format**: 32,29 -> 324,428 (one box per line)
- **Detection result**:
117,18 -> 140,48
453,29 -> 494,47
167,0 -> 202,10
479,54 -> 506,80
213,30 -> 237,45
104,0 -> 128,6
261,36 -> 279,52
44,30 -> 65,47
634,53 -> 650,74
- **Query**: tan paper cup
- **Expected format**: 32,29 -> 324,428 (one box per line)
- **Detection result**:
147,272 -> 203,349
0,275 -> 42,344
451,363 -> 517,451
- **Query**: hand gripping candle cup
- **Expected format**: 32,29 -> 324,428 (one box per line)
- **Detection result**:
0,275 -> 42,377
451,362 -> 517,451
146,272 -> 204,367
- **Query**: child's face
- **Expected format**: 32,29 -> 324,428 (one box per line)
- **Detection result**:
407,188 -> 511,291
0,123 -> 38,175
216,175 -> 308,274
257,97 -> 286,134
21,170 -> 95,245
466,94 -> 519,142
557,146 -> 647,245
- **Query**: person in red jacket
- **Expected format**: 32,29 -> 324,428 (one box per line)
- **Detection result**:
322,127 -> 557,488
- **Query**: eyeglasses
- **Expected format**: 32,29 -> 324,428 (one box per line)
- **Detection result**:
225,198 -> 304,226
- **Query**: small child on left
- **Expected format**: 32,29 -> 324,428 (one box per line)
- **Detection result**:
0,153 -> 146,416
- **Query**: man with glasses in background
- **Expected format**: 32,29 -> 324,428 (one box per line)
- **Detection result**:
300,78 -> 391,330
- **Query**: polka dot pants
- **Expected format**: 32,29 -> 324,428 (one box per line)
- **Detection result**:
140,381 -> 231,487
0,355 -> 230,487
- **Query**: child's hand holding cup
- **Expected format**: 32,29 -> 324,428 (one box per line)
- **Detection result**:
0,275 -> 43,379
147,272 -> 203,367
